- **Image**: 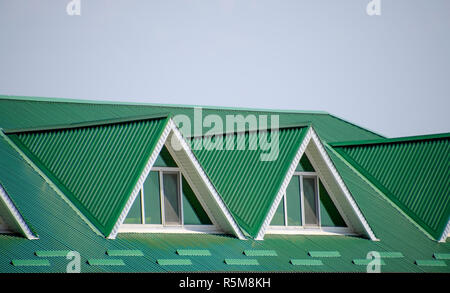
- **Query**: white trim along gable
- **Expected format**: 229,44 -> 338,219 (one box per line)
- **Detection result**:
108,119 -> 246,240
255,126 -> 377,241
439,219 -> 450,243
0,183 -> 37,239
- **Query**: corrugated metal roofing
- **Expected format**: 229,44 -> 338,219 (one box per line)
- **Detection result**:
332,134 -> 450,240
0,97 -> 449,273
191,127 -> 308,237
7,117 -> 168,236
0,96 -> 383,143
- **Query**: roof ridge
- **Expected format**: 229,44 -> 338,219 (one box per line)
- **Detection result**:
0,94 -> 329,115
4,113 -> 170,134
330,132 -> 450,147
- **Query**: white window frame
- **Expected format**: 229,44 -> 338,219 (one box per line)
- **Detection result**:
119,166 -> 222,234
267,171 -> 354,235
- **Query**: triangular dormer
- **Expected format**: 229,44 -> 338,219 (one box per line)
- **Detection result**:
256,127 -> 377,240
268,153 -> 349,234
111,119 -> 245,239
119,145 -> 220,234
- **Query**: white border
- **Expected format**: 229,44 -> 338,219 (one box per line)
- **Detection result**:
0,182 -> 37,239
119,224 -> 222,234
326,144 -> 443,242
108,120 -> 171,239
1,130 -> 103,237
255,129 -> 311,240
255,127 -> 377,240
108,119 -> 246,240
309,129 -> 377,240
266,226 -> 356,236
439,219 -> 450,243
167,120 -> 245,240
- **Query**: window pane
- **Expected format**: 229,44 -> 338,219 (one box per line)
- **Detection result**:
124,191 -> 142,224
270,196 -> 285,226
286,176 -> 301,226
144,171 -> 162,224
303,177 -> 318,226
163,172 -> 181,225
182,176 -> 212,225
319,181 -> 346,227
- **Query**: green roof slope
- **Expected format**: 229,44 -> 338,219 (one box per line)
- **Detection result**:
0,132 -> 449,273
7,117 -> 168,236
331,134 -> 450,240
191,126 -> 308,237
0,95 -> 383,143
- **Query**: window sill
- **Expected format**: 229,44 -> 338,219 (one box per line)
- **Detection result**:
266,226 -> 355,236
118,224 -> 223,234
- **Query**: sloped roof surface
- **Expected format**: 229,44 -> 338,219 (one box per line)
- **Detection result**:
0,96 -> 448,273
0,96 -> 382,143
332,134 -> 450,240
7,116 -> 168,236
191,127 -> 308,237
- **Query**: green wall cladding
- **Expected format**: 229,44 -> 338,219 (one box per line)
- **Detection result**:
8,117 -> 168,236
333,135 -> 450,240
191,127 -> 308,237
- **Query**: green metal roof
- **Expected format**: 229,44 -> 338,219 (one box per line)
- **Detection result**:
191,126 -> 308,237
331,134 -> 450,240
0,96 -> 448,273
0,127 -> 448,272
7,116 -> 169,236
0,95 -> 383,143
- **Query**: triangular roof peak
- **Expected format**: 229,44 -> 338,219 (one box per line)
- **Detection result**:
0,183 -> 37,239
256,126 -> 377,240
110,119 -> 245,239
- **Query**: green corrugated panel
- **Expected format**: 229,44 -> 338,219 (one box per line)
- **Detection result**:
106,250 -> 144,256
11,259 -> 50,266
308,251 -> 340,258
433,253 -> 450,260
333,135 -> 450,240
415,260 -> 446,267
378,252 -> 403,258
0,96 -> 382,143
243,250 -> 277,256
177,249 -> 211,256
191,127 -> 308,237
224,259 -> 259,265
8,117 -> 168,236
290,259 -> 323,266
352,259 -> 386,265
157,259 -> 192,265
88,259 -> 125,266
35,250 -> 71,257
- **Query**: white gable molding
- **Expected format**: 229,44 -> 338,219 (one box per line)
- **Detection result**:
109,119 -> 246,240
308,129 -> 377,240
255,127 -> 377,241
439,219 -> 450,243
255,127 -> 312,240
165,120 -> 245,240
108,120 -> 172,239
325,144 -> 440,242
1,130 -> 104,237
0,184 -> 37,240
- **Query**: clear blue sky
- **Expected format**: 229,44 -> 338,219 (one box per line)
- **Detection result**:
0,1 -> 449,137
